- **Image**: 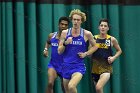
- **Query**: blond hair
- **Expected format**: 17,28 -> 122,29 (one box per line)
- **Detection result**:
69,9 -> 86,22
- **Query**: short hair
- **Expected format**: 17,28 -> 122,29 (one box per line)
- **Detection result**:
59,16 -> 70,24
99,18 -> 110,27
69,9 -> 86,22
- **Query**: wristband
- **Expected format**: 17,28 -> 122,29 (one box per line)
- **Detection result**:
63,39 -> 67,46
44,48 -> 48,51
63,42 -> 66,46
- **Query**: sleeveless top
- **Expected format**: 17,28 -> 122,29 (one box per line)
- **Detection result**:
92,34 -> 113,74
50,32 -> 63,66
92,34 -> 113,60
63,28 -> 87,64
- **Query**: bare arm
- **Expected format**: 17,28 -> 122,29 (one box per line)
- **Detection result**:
108,37 -> 122,64
78,31 -> 98,58
58,30 -> 67,54
85,31 -> 98,56
43,33 -> 53,57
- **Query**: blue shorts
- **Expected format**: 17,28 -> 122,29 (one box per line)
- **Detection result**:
48,63 -> 63,77
62,63 -> 86,79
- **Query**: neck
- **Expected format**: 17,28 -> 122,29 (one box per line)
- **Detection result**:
71,27 -> 80,37
57,31 -> 62,39
99,33 -> 107,38
72,27 -> 80,33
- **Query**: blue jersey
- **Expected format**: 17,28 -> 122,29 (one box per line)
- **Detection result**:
62,28 -> 87,79
48,32 -> 63,76
63,28 -> 87,64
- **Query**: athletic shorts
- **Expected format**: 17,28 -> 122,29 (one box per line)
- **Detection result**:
92,73 -> 100,82
48,63 -> 62,77
92,72 -> 112,82
62,63 -> 86,79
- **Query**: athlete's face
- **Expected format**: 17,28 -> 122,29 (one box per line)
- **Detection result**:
59,20 -> 69,31
98,22 -> 109,34
72,14 -> 82,29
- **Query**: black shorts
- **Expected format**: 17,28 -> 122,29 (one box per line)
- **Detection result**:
92,73 -> 100,82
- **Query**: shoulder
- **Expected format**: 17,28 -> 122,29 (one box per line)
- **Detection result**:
93,35 -> 99,39
48,32 -> 55,38
110,36 -> 118,43
84,29 -> 93,37
110,36 -> 116,40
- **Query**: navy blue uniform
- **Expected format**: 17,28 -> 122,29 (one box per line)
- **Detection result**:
91,34 -> 113,81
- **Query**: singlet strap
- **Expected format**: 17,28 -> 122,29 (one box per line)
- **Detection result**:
52,32 -> 57,38
80,28 -> 84,37
93,35 -> 99,39
106,34 -> 111,39
67,28 -> 72,36
66,28 -> 84,37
